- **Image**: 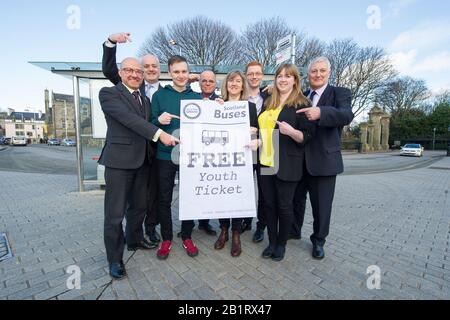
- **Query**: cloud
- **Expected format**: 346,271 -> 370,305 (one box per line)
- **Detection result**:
414,51 -> 450,73
389,50 -> 418,73
389,21 -> 450,52
390,50 -> 450,74
387,0 -> 418,18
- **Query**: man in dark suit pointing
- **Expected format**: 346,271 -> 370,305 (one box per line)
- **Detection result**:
102,32 -> 163,245
99,57 -> 179,279
293,56 -> 354,260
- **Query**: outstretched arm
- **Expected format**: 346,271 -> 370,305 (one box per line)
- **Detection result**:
102,32 -> 132,85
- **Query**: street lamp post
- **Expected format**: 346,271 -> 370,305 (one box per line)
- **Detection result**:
64,100 -> 68,140
447,125 -> 450,156
169,39 -> 182,56
432,127 -> 436,151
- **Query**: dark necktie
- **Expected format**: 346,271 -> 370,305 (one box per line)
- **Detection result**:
132,91 -> 144,115
310,91 -> 317,106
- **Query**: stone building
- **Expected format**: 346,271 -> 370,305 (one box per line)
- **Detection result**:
44,90 -> 91,139
359,106 -> 391,153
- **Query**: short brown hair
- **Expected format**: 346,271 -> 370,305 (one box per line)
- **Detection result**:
168,55 -> 187,70
245,61 -> 263,74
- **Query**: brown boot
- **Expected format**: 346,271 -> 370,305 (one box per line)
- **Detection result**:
214,227 -> 229,250
231,231 -> 242,257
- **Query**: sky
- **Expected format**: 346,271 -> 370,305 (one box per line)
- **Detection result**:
0,0 -> 449,112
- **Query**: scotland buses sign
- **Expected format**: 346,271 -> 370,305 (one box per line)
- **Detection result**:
179,100 -> 257,221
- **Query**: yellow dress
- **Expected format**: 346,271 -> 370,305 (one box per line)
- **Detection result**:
258,106 -> 283,167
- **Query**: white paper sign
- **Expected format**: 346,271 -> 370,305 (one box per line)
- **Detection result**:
179,100 -> 257,221
90,79 -> 112,139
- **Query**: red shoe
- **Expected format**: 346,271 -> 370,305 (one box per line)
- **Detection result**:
182,239 -> 199,257
156,240 -> 172,260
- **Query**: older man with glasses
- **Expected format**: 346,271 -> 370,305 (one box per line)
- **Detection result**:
102,32 -> 164,247
99,57 -> 179,279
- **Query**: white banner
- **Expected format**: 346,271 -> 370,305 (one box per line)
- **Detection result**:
179,100 -> 257,221
90,79 -> 112,139
275,35 -> 294,65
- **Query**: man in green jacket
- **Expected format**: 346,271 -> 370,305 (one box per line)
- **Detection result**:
151,55 -> 202,260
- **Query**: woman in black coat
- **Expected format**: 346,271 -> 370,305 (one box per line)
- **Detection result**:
256,63 -> 316,261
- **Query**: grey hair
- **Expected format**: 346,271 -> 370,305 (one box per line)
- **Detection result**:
308,56 -> 331,72
140,54 -> 160,66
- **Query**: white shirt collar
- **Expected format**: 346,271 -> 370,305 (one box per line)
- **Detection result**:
146,81 -> 159,89
310,83 -> 328,97
123,83 -> 138,94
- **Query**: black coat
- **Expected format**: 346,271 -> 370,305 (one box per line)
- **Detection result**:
98,82 -> 160,169
260,104 -> 316,182
303,85 -> 354,176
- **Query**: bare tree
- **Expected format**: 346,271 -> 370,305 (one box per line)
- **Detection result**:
238,17 -> 306,67
138,16 -> 241,68
376,76 -> 431,114
326,39 -> 397,117
295,37 -> 326,70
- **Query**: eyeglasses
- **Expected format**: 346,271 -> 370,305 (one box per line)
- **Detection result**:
122,68 -> 144,76
246,72 -> 263,78
201,80 -> 216,84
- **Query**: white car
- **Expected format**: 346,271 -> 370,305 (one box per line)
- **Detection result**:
10,136 -> 27,146
400,144 -> 424,157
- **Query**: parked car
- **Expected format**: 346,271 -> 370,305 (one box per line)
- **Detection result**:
47,138 -> 60,146
11,136 -> 28,146
61,138 -> 76,147
400,144 -> 424,157
2,137 -> 11,145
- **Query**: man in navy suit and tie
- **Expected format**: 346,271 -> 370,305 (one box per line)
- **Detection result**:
293,56 -> 354,259
99,57 -> 179,279
102,32 -> 163,245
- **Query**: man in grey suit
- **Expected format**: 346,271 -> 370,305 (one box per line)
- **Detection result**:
99,57 -> 179,279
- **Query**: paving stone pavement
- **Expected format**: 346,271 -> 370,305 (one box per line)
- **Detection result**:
0,157 -> 449,300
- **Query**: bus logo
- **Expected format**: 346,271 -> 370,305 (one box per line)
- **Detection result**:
202,130 -> 229,146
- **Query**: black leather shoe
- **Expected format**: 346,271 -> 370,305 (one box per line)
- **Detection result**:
127,238 -> 157,251
252,228 -> 264,243
109,262 -> 126,280
146,229 -> 161,243
198,224 -> 217,236
262,245 -> 275,259
271,245 -> 286,262
312,244 -> 325,260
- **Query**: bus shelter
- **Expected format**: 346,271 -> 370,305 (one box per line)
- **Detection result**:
30,61 -> 298,192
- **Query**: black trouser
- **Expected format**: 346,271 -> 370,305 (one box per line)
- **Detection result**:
293,167 -> 336,246
144,159 -> 159,234
198,219 -> 211,228
157,159 -> 194,241
219,218 -> 243,232
243,166 -> 266,230
259,173 -> 298,248
104,163 -> 149,263
291,178 -> 307,238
